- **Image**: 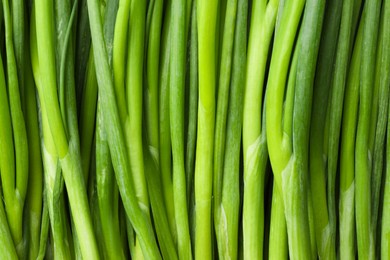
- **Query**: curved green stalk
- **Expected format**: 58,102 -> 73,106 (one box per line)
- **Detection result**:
309,0 -> 341,258
170,0 -> 193,259
355,0 -> 381,258
194,0 -> 219,258
30,11 -> 73,259
242,0 -> 278,258
1,0 -> 29,253
339,17 -> 363,260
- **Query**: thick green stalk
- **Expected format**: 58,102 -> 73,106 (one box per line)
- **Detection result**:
216,0 -> 247,258
309,0 -> 341,258
86,0 -> 161,257
194,0 -> 219,258
339,17 -> 363,260
2,0 -> 29,252
355,0 -> 381,258
170,0 -> 193,259
213,0 -> 238,257
242,0 -> 278,258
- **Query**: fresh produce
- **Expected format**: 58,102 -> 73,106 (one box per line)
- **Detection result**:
0,0 -> 389,259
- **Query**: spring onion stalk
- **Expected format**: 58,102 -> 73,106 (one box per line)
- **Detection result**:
158,0 -> 176,242
0,49 -> 19,260
213,0 -> 238,258
194,0 -> 219,258
143,139 -> 179,260
75,0 -> 92,111
79,49 -> 98,178
145,0 -> 162,174
380,0 -> 390,257
242,0 -> 278,257
309,0 -> 341,257
292,0 -> 325,256
30,8 -> 74,258
186,2 -> 198,247
96,105 -> 125,259
355,0 -> 381,257
267,1 -> 289,258
266,0 -> 304,257
33,0 -> 99,258
371,0 -> 390,243
218,0 -> 247,257
87,0 -> 161,258
267,0 -> 325,257
24,21 -> 44,260
326,0 -> 355,254
339,17 -> 363,259
170,0 -> 193,258
1,0 -> 29,255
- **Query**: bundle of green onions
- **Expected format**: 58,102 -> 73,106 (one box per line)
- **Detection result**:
0,0 -> 389,259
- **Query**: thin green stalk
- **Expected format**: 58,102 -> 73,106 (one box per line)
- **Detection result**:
339,16 -> 363,260
213,0 -> 238,257
145,0 -> 163,166
194,0 -> 219,258
379,0 -> 390,258
159,0 -> 176,242
242,0 -> 278,258
186,2 -> 198,248
1,0 -> 29,253
216,0 -> 247,258
371,1 -> 390,242
0,50 -> 18,260
126,0 -> 149,215
79,49 -> 98,178
86,0 -> 161,257
24,25 -> 44,260
96,104 -> 125,260
170,0 -> 193,259
326,0 -> 355,253
355,0 -> 381,258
